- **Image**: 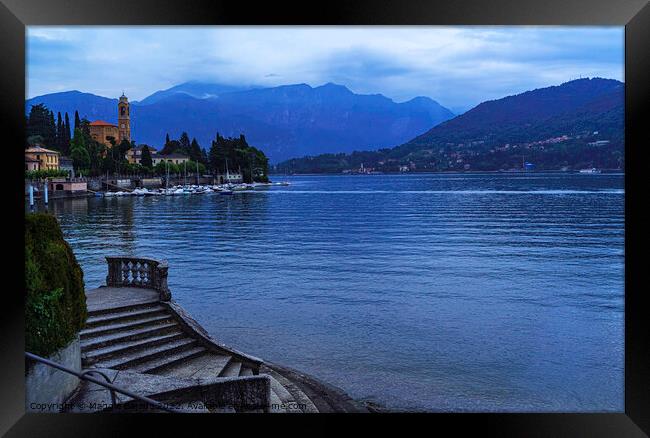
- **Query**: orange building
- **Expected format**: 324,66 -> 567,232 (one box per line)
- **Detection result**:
117,93 -> 131,142
89,92 -> 131,148
89,120 -> 119,147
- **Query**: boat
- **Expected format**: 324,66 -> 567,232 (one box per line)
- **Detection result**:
579,168 -> 602,174
132,188 -> 149,196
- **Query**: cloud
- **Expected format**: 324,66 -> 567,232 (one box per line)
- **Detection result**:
26,26 -> 623,110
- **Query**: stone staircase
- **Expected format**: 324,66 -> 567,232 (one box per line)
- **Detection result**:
75,256 -> 369,413
79,293 -> 364,412
81,299 -> 257,380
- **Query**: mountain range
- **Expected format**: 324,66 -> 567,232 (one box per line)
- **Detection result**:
26,81 -> 455,162
276,78 -> 624,173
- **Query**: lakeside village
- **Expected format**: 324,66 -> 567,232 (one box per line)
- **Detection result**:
292,140 -> 609,175
25,94 -> 287,202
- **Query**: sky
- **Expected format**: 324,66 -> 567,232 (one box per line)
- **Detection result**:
26,26 -> 624,113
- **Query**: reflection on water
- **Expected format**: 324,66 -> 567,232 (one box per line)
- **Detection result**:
42,173 -> 624,412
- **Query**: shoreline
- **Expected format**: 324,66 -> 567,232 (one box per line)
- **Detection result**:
269,169 -> 625,176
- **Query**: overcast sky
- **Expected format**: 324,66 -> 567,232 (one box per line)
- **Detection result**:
26,26 -> 624,113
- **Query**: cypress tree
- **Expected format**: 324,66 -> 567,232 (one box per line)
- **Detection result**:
140,145 -> 153,169
27,104 -> 53,145
74,111 -> 81,132
179,132 -> 191,154
63,113 -> 71,155
56,112 -> 63,151
190,138 -> 202,163
44,110 -> 56,148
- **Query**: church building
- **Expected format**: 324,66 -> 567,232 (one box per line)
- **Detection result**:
89,93 -> 131,148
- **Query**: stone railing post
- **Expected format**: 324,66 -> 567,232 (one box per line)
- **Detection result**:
105,256 -> 171,302
154,260 -> 171,302
105,257 -> 121,288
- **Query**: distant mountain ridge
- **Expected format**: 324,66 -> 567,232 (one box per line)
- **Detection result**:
26,82 -> 455,162
276,78 -> 624,173
396,77 -> 623,155
136,81 -> 257,105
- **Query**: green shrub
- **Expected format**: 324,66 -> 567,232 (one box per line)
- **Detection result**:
25,169 -> 69,179
25,213 -> 87,357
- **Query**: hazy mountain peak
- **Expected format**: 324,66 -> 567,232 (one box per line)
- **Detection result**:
26,81 -> 456,162
317,82 -> 352,93
402,96 -> 439,106
138,81 -> 255,105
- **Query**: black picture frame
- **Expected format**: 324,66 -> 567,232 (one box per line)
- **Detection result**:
2,0 -> 648,435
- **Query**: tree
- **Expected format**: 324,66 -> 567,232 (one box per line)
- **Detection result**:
113,139 -> 132,174
70,128 -> 90,171
74,111 -> 81,132
140,145 -> 153,169
80,118 -> 91,144
179,132 -> 191,154
48,111 -> 56,147
27,135 -> 44,147
208,134 -> 225,173
207,132 -> 268,181
154,161 -> 168,176
63,113 -> 71,155
56,112 -> 63,152
86,139 -> 105,176
26,104 -> 56,148
186,160 -> 206,175
189,138 -> 203,163
161,139 -> 180,155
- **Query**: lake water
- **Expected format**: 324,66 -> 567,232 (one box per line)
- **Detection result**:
42,173 -> 624,412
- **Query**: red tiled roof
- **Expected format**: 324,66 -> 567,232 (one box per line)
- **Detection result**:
89,120 -> 117,126
25,145 -> 59,154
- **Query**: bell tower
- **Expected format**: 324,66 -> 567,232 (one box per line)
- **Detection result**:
118,92 -> 131,143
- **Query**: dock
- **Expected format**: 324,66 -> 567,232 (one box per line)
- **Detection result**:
65,256 -> 368,413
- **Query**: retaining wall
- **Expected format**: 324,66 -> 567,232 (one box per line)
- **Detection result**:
25,336 -> 81,413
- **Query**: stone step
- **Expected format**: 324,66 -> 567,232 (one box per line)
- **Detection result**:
132,346 -> 207,374
80,314 -> 175,340
83,332 -> 187,364
219,361 -> 242,377
239,367 -> 254,377
269,388 -> 287,413
80,322 -> 182,352
156,353 -> 232,380
268,375 -> 303,413
277,367 -> 364,413
92,338 -> 199,370
84,305 -> 168,329
265,369 -> 319,413
87,299 -> 161,318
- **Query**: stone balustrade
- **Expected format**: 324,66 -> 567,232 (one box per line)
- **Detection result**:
105,256 -> 171,301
